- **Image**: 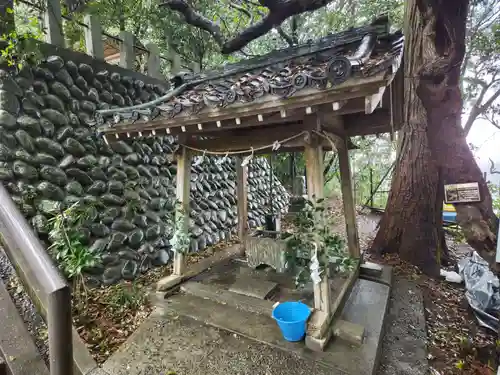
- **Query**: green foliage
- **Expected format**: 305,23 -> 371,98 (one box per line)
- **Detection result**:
0,6 -> 43,70
46,202 -> 102,281
170,201 -> 190,255
462,0 -> 500,130
105,282 -> 146,310
488,182 -> 500,215
284,197 -> 355,288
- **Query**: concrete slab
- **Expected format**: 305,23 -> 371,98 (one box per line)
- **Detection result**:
160,278 -> 390,375
360,262 -> 383,277
181,281 -> 275,316
360,264 -> 393,287
333,320 -> 365,346
0,279 -> 49,375
156,245 -> 242,293
228,277 -> 278,299
103,311 -> 344,375
157,274 -> 183,292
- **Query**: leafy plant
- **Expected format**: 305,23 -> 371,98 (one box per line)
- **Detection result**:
46,202 -> 102,290
1,6 -> 44,71
170,201 -> 191,255
488,183 -> 500,215
455,359 -> 466,370
284,197 -> 355,288
105,282 -> 146,310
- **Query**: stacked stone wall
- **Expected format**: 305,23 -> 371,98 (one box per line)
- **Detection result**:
0,51 -> 289,284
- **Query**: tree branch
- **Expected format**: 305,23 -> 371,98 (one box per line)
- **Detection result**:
162,0 -> 335,54
464,84 -> 500,135
160,0 -> 225,47
229,1 -> 254,24
276,26 -> 295,46
489,158 -> 500,175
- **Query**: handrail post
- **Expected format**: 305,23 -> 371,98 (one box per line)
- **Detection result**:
119,31 -> 135,69
0,185 -> 73,375
43,0 -> 64,47
47,287 -> 73,375
84,13 -> 104,60
146,42 -> 162,79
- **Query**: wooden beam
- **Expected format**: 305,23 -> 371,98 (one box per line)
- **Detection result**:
235,157 -> 248,254
184,122 -> 319,153
365,86 -> 386,114
107,74 -> 387,134
337,135 -> 360,258
343,109 -> 394,136
304,125 -> 331,316
174,146 -> 191,275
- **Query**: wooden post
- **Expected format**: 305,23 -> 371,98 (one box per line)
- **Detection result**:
84,13 -> 104,60
338,137 -> 360,258
119,31 -> 135,69
235,157 -> 248,252
146,43 -> 162,80
44,0 -> 64,47
174,146 -> 191,276
304,140 -> 331,316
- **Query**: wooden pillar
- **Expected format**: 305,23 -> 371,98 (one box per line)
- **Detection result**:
84,13 -> 104,60
235,157 -> 248,252
146,43 -> 162,79
174,146 -> 191,275
337,137 -> 360,258
44,0 -> 64,47
119,31 -> 135,69
304,141 -> 331,315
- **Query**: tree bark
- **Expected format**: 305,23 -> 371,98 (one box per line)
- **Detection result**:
414,0 -> 499,267
372,0 -> 498,274
370,0 -> 448,276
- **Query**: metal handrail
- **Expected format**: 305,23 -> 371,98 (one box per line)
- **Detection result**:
0,184 -> 73,375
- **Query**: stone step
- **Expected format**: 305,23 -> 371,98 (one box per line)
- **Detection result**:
180,281 -> 276,316
161,278 -> 391,375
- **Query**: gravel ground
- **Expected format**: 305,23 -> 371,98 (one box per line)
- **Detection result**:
0,247 -> 49,365
377,275 -> 428,375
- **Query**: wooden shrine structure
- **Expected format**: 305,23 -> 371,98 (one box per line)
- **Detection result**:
97,15 -> 404,350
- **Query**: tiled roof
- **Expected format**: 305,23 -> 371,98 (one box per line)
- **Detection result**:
97,15 -> 404,129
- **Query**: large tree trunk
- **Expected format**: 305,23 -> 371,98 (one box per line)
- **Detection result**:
372,0 -> 498,274
414,0 -> 499,267
370,0 -> 449,276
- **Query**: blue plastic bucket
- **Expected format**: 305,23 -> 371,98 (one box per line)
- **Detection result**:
272,301 -> 311,342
